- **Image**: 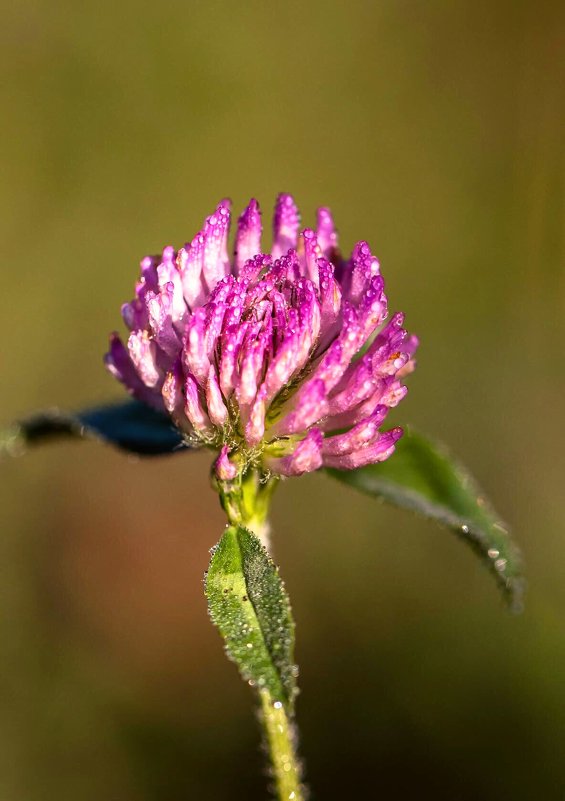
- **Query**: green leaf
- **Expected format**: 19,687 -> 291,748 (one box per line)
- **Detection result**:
1,400 -> 190,457
326,428 -> 524,611
205,525 -> 297,711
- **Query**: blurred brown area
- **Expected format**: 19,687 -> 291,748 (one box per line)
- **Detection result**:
1,0 -> 564,799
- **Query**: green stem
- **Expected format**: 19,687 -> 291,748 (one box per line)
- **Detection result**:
214,467 -> 279,550
259,689 -> 304,801
212,467 -> 306,800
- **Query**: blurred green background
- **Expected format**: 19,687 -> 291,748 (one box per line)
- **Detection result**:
1,0 -> 564,798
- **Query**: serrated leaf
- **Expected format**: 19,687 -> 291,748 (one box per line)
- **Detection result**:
1,400 -> 189,457
205,525 -> 297,712
326,427 -> 524,611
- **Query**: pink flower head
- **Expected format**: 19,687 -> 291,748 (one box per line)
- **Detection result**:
105,196 -> 418,478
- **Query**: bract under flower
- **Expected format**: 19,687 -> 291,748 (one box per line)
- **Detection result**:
105,196 -> 418,477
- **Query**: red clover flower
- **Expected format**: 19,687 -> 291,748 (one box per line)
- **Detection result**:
105,195 -> 417,478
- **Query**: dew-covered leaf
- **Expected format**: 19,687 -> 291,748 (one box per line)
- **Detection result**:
326,427 -> 524,610
1,400 -> 189,457
205,525 -> 297,711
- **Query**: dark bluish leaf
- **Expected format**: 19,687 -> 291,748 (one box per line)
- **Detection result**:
1,400 -> 189,457
327,428 -> 524,611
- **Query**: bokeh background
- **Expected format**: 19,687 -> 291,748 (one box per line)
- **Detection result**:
1,1 -> 564,799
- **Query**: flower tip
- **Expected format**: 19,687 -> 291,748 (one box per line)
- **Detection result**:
238,198 -> 261,226
276,192 -> 295,206
407,334 -> 420,352
272,194 -> 301,258
162,368 -> 181,413
214,445 -> 239,481
286,429 -> 324,476
316,205 -> 332,220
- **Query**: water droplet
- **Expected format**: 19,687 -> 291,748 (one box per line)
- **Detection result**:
461,524 -> 470,534
273,701 -> 283,710
488,548 -> 500,559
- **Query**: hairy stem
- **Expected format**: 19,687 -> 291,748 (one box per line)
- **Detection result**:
260,690 -> 305,801
215,468 -> 279,550
212,468 -> 307,801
